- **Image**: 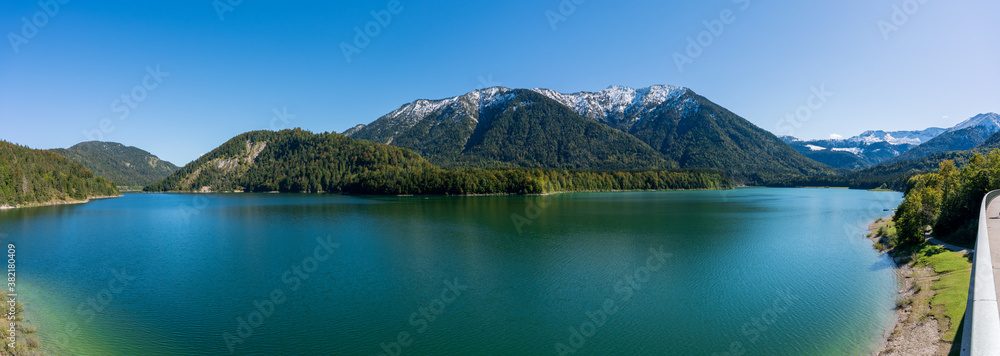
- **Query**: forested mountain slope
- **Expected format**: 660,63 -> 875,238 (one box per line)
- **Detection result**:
0,141 -> 119,207
52,141 -> 179,189
145,129 -> 732,195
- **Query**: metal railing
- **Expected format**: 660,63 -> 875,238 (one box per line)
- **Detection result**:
961,190 -> 1000,355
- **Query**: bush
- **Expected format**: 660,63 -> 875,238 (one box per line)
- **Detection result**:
895,297 -> 912,309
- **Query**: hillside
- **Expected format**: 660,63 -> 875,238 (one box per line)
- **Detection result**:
620,90 -> 832,178
52,141 -> 179,189
0,141 -> 119,207
145,129 -> 732,195
144,129 -> 435,192
346,85 -> 832,181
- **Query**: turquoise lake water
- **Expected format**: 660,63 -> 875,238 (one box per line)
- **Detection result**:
0,188 -> 902,355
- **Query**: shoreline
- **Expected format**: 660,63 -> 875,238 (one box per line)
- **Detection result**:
867,217 -> 971,356
867,216 -> 934,356
136,186 -> 739,197
0,195 -> 122,210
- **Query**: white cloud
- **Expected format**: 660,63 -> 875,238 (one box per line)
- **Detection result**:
829,134 -> 843,139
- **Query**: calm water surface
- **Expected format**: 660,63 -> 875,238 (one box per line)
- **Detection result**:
0,188 -> 902,355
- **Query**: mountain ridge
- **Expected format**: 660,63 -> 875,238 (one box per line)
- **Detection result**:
782,113 -> 1000,170
884,125 -> 996,164
52,141 -> 179,189
144,129 -> 732,194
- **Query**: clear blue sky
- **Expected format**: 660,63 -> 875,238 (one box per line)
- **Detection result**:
1,0 -> 997,165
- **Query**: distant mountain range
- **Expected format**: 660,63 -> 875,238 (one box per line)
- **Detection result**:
345,85 -> 832,182
10,85 -> 992,198
783,113 -> 999,170
781,128 -> 945,170
884,113 -> 1000,164
831,129 -> 1000,190
52,141 -> 179,189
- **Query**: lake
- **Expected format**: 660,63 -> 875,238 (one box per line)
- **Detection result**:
0,188 -> 902,355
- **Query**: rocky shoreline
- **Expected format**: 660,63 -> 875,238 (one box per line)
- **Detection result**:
0,195 -> 122,210
868,217 -> 968,356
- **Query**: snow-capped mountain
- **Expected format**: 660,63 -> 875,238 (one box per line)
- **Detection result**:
342,86 -> 675,170
886,114 -> 1000,163
347,85 -> 696,144
786,113 -> 1000,169
949,112 -> 1000,134
359,85 -> 704,135
345,85 -> 831,176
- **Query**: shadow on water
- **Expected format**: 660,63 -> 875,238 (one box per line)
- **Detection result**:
0,203 -> 81,224
869,255 -> 896,272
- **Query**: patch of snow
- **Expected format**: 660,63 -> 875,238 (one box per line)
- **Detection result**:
850,127 -> 947,145
530,85 -> 689,126
831,147 -> 863,155
806,144 -> 827,151
472,87 -> 516,113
